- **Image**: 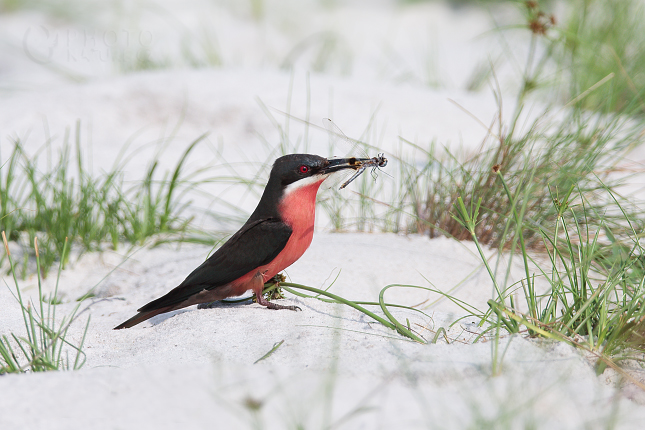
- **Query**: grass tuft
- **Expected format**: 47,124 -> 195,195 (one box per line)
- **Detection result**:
0,232 -> 89,374
0,124 -> 213,276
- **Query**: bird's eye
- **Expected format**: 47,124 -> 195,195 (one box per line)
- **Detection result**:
298,165 -> 309,174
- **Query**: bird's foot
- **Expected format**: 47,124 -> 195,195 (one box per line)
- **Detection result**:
252,271 -> 300,311
264,301 -> 302,311
255,293 -> 301,311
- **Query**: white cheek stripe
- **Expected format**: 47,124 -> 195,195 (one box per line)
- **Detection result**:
283,173 -> 330,197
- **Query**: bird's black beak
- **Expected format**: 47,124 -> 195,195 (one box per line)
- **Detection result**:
321,157 -> 367,175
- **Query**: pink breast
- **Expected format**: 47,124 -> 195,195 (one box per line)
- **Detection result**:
229,177 -> 325,294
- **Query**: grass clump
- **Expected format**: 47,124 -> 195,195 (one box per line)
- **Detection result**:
0,122 -> 211,277
413,0 -> 645,372
454,171 -> 645,376
390,105 -> 640,249
0,233 -> 89,374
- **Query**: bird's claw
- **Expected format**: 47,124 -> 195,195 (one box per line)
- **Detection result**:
264,301 -> 301,311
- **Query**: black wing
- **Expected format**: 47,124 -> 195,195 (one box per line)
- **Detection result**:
138,218 -> 292,312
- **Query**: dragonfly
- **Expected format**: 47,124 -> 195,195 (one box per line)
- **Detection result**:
322,118 -> 388,190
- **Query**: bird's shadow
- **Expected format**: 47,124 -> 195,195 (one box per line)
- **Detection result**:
148,309 -> 191,326
146,296 -> 363,328
147,299 -> 254,326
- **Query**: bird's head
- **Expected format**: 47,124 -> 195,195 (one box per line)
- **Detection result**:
271,154 -> 362,190
249,154 -> 364,221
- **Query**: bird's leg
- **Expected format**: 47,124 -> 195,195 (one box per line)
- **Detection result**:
253,272 -> 301,311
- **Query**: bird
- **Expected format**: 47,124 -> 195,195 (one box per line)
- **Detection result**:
114,154 -> 363,329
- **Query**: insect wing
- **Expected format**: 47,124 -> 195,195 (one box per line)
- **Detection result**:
322,118 -> 369,158
323,119 -> 389,190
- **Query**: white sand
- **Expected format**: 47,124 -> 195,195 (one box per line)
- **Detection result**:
1,1 -> 645,428
3,234 -> 645,429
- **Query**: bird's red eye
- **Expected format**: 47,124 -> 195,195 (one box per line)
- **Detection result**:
299,165 -> 309,174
